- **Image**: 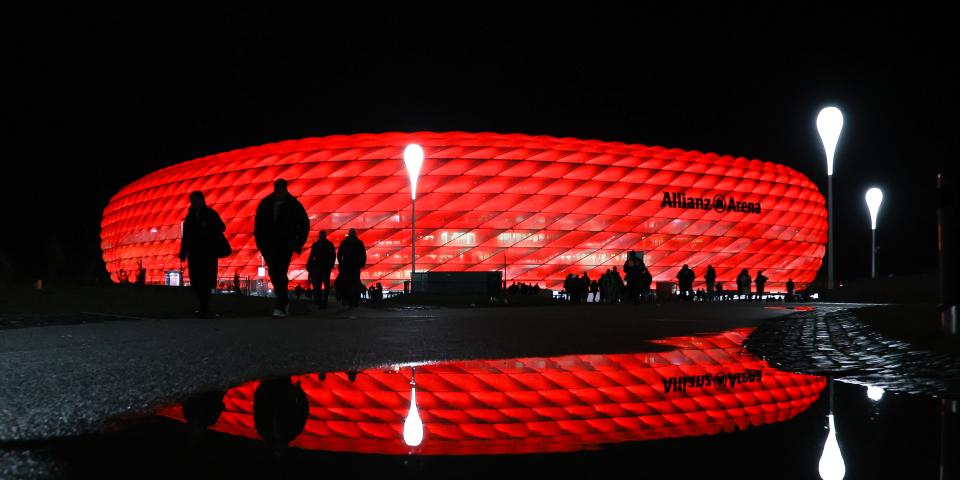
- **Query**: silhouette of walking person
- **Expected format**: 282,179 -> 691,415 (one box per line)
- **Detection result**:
306,230 -> 336,308
623,252 -> 644,304
677,264 -> 695,300
639,267 -> 653,303
254,179 -> 309,318
705,265 -> 717,300
579,272 -> 591,303
179,191 -> 227,318
737,269 -> 751,302
336,228 -> 366,309
754,270 -> 768,302
786,278 -> 795,302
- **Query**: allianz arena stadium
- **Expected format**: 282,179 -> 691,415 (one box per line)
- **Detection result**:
100,132 -> 827,291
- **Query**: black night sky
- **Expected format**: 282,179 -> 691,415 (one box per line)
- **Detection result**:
2,4 -> 956,285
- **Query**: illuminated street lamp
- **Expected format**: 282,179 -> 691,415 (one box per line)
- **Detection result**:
403,144 -> 424,291
403,367 -> 424,447
817,107 -> 844,289
865,187 -> 883,279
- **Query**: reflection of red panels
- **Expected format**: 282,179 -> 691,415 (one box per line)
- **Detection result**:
101,132 -> 826,290
161,328 -> 826,455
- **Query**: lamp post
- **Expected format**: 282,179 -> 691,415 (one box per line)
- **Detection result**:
817,107 -> 843,290
865,187 -> 883,279
403,144 -> 424,292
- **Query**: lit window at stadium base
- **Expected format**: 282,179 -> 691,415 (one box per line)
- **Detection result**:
101,132 -> 827,292
161,328 -> 826,455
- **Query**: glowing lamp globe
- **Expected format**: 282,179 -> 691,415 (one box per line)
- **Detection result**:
403,144 -> 424,200
817,107 -> 843,176
865,188 -> 883,230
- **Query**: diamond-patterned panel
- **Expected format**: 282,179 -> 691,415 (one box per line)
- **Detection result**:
101,132 -> 827,291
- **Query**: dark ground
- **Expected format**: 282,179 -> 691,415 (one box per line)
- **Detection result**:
2,283 -> 958,478
1,292 -> 808,443
8,380 -> 948,480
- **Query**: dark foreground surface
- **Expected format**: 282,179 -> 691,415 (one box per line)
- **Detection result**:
1,301 -> 802,441
4,376 -> 954,479
2,295 -> 958,478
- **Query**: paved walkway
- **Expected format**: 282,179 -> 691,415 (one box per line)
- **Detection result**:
744,305 -> 960,398
0,302 -> 798,443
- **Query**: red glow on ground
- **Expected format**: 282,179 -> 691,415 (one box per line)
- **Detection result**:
162,328 -> 825,455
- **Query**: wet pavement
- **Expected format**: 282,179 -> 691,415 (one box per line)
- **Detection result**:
18,385 -> 952,479
155,328 -> 826,456
745,305 -> 960,398
2,302 -> 959,478
0,302 -> 799,443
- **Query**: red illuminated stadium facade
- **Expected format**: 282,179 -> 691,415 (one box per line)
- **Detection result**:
100,132 -> 827,291
161,328 -> 827,455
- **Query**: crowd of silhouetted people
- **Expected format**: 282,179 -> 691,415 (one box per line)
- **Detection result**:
507,282 -> 543,296
558,252 -> 800,304
179,179 -> 367,318
179,179 -> 806,318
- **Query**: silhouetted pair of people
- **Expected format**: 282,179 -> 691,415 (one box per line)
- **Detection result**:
181,179 -> 308,319
507,282 -> 542,296
735,268 -> 769,301
367,282 -> 384,301
305,228 -> 367,309
181,377 -> 308,455
563,272 -> 589,303
599,267 -> 624,303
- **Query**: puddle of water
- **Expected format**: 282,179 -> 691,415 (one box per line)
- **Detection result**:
24,327 -> 958,479
159,328 -> 825,456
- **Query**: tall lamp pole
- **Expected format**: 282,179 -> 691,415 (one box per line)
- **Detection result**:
865,188 -> 883,279
817,107 -> 843,289
403,144 -> 424,292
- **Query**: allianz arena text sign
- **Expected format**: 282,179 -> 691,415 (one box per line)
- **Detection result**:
100,132 -> 827,291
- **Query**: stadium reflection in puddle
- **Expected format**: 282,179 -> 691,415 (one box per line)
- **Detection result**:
163,328 -> 827,455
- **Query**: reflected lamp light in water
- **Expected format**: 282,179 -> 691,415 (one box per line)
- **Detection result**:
866,385 -> 884,402
403,368 -> 424,447
818,414 -> 845,480
818,379 -> 846,480
160,328 -> 826,455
